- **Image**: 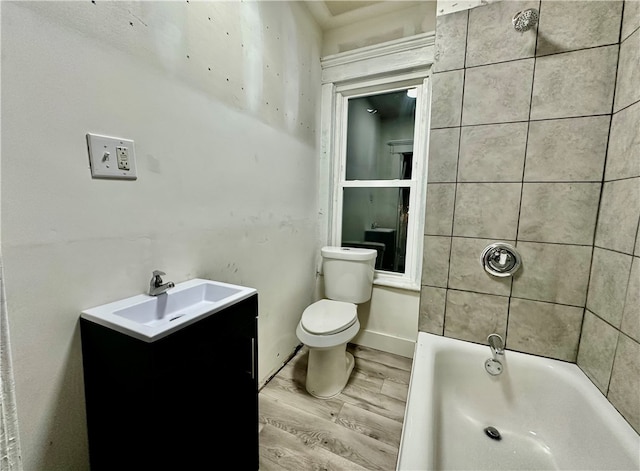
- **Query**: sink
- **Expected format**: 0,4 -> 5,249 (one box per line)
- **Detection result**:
81,278 -> 257,342
367,227 -> 396,233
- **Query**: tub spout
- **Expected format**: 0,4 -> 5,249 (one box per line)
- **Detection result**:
487,333 -> 504,359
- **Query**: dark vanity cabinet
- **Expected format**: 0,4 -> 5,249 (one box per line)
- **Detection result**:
80,294 -> 258,470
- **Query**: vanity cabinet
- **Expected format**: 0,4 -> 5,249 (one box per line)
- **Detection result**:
80,293 -> 258,470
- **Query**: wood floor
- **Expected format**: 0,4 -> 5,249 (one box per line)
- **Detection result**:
258,344 -> 413,470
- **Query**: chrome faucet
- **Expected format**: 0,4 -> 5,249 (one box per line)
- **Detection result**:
485,333 -> 505,376
148,270 -> 175,296
487,333 -> 505,359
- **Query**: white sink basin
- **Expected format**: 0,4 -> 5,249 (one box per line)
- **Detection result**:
81,278 -> 257,342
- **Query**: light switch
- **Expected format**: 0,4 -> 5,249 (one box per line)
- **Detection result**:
87,133 -> 137,180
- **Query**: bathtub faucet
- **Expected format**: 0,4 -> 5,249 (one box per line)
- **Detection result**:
487,333 -> 504,360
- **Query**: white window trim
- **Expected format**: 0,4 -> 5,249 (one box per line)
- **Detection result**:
318,33 -> 435,292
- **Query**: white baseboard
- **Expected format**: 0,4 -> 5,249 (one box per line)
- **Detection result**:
353,329 -> 416,358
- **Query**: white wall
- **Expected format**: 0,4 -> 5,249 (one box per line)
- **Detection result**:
322,2 -> 437,56
436,0 -> 501,16
354,285 -> 419,357
1,1 -> 321,469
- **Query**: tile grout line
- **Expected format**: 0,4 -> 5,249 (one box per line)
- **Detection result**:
430,31 -> 635,75
442,180 -> 607,184
431,109 -> 622,131
463,42 -> 620,71
593,243 -> 639,258
604,5 -> 640,396
441,8 -> 470,338
425,233 -> 598,249
576,3 -> 626,377
612,96 -> 640,116
429,177 -> 639,184
507,0 -> 542,347
421,284 -> 592,310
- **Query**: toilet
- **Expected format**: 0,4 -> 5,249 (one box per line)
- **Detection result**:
296,246 -> 377,398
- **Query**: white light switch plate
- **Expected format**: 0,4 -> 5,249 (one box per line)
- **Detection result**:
86,133 -> 137,180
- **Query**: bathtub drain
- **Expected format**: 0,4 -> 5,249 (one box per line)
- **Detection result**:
484,426 -> 502,441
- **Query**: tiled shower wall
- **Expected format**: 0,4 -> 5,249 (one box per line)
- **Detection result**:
420,0 -> 639,432
576,1 -> 640,433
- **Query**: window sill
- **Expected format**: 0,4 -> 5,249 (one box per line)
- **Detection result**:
373,274 -> 421,292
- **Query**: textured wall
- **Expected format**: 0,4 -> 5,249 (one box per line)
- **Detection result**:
1,1 -> 321,469
421,0 -> 639,434
321,2 -> 436,56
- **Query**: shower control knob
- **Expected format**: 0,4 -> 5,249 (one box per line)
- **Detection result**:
481,243 -> 522,277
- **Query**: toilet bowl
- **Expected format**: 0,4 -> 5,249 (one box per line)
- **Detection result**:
296,246 -> 377,399
296,299 -> 361,398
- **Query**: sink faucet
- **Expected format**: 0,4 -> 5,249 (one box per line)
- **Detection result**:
487,333 -> 505,359
148,270 -> 175,296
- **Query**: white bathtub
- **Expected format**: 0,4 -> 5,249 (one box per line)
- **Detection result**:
397,332 -> 640,471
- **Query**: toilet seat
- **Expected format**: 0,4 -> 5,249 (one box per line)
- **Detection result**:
301,299 -> 357,335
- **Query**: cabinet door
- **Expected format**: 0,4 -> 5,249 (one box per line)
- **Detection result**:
151,294 -> 258,470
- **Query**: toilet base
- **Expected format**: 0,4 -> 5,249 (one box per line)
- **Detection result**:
305,345 -> 355,399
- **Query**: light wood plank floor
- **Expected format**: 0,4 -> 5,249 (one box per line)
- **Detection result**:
258,344 -> 413,470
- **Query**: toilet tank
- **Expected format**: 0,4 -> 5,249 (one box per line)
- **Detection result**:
321,246 -> 377,304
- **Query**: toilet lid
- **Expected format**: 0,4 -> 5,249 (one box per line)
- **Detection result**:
301,299 -> 357,335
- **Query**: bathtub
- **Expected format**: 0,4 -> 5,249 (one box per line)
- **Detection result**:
397,332 -> 640,471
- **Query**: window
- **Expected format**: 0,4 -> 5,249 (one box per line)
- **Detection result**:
330,80 -> 430,290
319,34 -> 434,291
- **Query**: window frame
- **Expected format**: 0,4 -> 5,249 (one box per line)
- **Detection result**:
318,33 -> 435,291
330,77 -> 430,291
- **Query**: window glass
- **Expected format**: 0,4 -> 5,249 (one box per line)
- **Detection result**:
341,187 -> 410,273
345,90 -> 416,181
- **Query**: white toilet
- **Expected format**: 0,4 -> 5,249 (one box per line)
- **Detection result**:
296,246 -> 377,398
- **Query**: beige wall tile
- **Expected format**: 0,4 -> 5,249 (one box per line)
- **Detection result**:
507,298 -> 583,361
419,286 -> 446,335
431,70 -> 464,128
531,46 -> 618,120
466,0 -> 538,67
537,1 -> 622,56
622,0 -> 640,41
462,59 -> 534,125
458,123 -> 528,182
621,257 -> 640,342
587,248 -> 633,328
512,242 -> 591,307
453,183 -> 522,239
422,236 -> 451,288
428,128 -> 460,183
525,116 -> 610,182
444,290 -> 509,344
577,310 -> 619,393
449,237 -> 513,296
608,334 -> 640,433
518,183 -> 600,245
595,178 -> 640,255
605,102 -> 640,181
434,9 -> 468,72
614,28 -> 640,112
425,184 -> 456,236
421,0 -> 638,374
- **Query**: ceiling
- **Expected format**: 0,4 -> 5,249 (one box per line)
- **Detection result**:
304,1 -> 423,30
364,89 -> 417,119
